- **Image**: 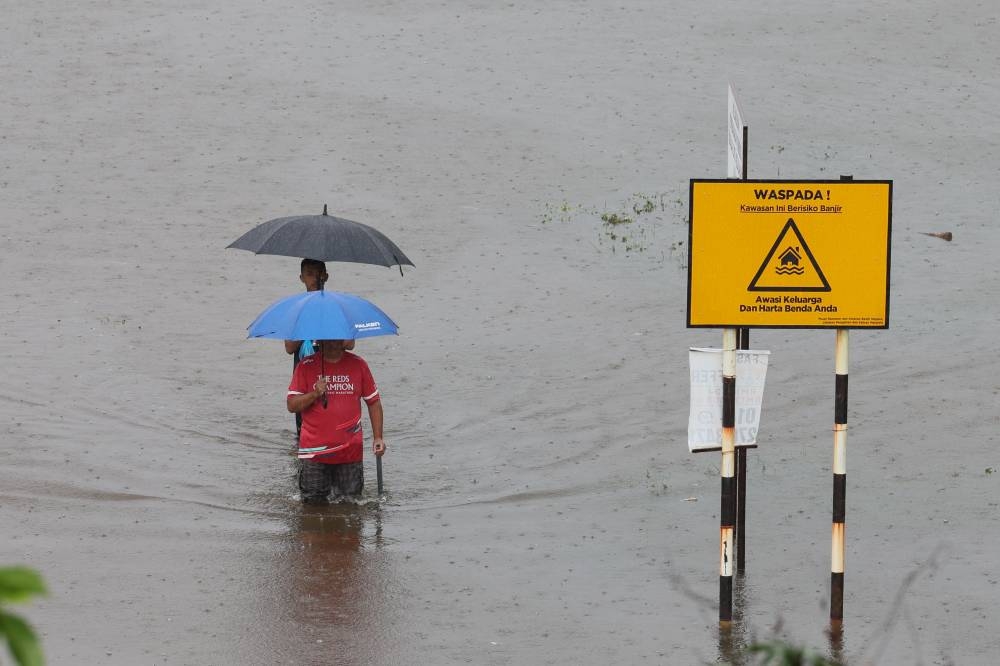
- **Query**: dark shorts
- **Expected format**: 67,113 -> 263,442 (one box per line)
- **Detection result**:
298,459 -> 364,503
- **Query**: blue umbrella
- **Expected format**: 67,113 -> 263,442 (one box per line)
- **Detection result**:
247,290 -> 398,341
250,290 -> 396,493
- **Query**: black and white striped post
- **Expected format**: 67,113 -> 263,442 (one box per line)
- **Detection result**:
830,329 -> 848,622
719,328 -> 738,623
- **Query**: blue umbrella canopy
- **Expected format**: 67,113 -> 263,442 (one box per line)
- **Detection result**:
248,290 -> 398,341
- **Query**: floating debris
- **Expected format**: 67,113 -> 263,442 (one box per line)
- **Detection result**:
921,231 -> 953,241
683,497 -> 698,502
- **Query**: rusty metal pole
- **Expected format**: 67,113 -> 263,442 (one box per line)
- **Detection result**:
830,329 -> 849,622
719,328 -> 737,623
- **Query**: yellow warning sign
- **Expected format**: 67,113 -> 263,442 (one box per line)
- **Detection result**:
688,180 -> 892,328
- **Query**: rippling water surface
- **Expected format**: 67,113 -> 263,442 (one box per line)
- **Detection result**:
2,1 -> 999,664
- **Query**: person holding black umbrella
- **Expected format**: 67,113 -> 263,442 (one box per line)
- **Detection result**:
283,258 -> 329,360
287,339 -> 385,503
284,258 -> 354,437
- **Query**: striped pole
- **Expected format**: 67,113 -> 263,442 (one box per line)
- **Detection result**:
719,328 -> 737,623
831,329 -> 848,622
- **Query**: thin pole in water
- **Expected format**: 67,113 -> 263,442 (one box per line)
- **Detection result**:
735,329 -> 749,574
719,328 -> 737,623
831,329 -> 849,622
376,456 -> 384,496
735,123 -> 750,576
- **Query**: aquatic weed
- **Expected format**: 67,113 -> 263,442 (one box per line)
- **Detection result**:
0,566 -> 46,666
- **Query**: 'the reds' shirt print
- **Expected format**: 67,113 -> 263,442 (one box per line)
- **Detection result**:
287,352 -> 379,464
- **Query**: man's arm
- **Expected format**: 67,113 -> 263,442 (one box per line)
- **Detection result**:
367,400 -> 385,456
287,378 -> 325,413
285,340 -> 302,355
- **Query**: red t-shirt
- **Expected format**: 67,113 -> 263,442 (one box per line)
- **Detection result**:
287,352 -> 380,464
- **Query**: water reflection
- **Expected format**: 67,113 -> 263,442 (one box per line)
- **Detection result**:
293,508 -> 370,625
827,621 -> 845,665
714,575 -> 848,666
267,503 -> 389,666
717,576 -> 751,665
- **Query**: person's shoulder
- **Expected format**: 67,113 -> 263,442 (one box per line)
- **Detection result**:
342,351 -> 369,366
298,353 -> 320,366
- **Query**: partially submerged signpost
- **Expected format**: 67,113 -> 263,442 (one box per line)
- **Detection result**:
693,84 -> 757,624
689,95 -> 892,626
726,84 -> 752,579
688,343 -> 770,617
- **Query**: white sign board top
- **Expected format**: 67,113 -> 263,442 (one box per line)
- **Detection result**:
727,84 -> 745,179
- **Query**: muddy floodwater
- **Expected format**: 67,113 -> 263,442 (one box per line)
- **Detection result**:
2,1 -> 999,664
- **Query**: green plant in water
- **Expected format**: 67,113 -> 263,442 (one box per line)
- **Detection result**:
0,567 -> 46,666
631,195 -> 656,215
540,200 -> 586,224
542,190 -> 687,256
746,640 -> 840,666
597,192 -> 674,253
600,212 -> 633,226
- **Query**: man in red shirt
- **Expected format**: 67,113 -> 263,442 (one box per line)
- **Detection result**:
287,339 -> 385,503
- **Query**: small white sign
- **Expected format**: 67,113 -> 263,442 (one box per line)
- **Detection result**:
727,83 -> 745,179
688,347 -> 769,452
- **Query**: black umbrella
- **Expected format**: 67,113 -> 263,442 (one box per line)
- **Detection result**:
228,205 -> 414,275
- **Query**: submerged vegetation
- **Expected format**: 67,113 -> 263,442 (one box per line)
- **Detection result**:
745,640 -> 840,665
540,191 -> 687,257
0,566 -> 46,666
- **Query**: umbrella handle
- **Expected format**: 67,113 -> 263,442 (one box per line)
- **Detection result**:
320,351 -> 328,408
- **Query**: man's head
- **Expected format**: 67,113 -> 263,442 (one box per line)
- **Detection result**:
316,339 -> 355,353
300,258 -> 328,291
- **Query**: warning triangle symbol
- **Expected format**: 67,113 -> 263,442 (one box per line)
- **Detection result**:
748,218 -> 831,292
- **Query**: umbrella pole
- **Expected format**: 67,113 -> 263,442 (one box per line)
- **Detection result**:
320,346 -> 328,409
376,456 -> 384,496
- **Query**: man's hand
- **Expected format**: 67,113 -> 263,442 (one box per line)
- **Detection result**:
373,438 -> 386,457
313,377 -> 327,398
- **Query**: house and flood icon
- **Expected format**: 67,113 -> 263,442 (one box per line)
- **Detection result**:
775,246 -> 805,275
748,218 -> 831,291
779,246 -> 801,266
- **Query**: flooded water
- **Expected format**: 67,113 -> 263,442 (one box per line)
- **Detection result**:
2,0 -> 999,664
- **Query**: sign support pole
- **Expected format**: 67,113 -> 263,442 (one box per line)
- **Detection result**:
735,427 -> 747,574
719,328 -> 737,623
830,329 -> 848,622
735,329 -> 748,574
734,123 -> 750,576
830,173 -> 853,623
